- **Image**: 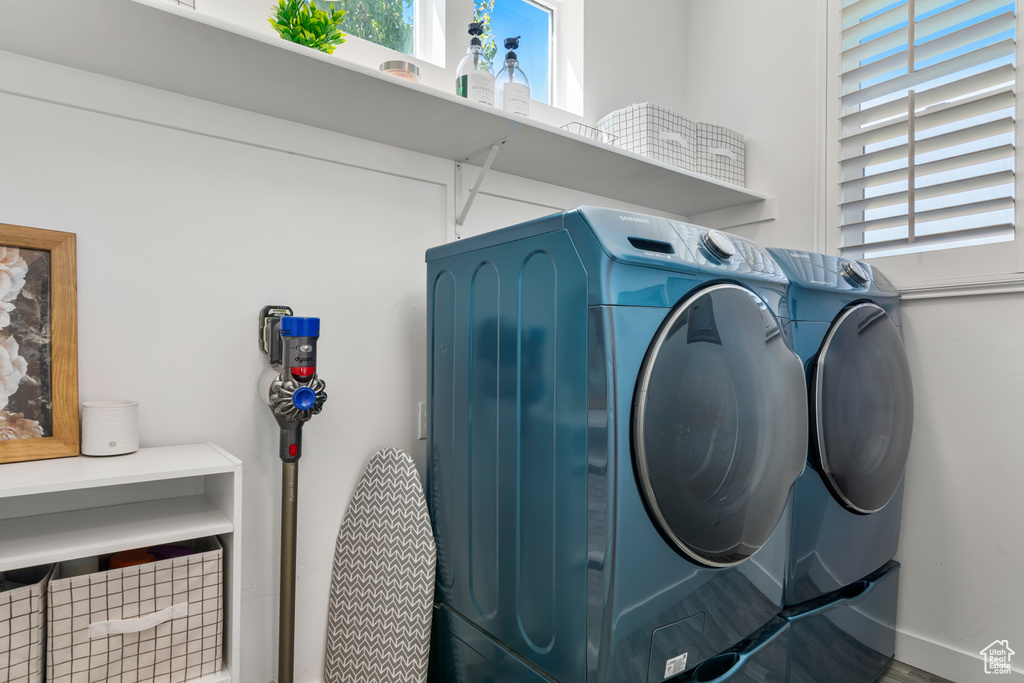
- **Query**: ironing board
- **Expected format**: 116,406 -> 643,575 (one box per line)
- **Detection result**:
323,447 -> 436,683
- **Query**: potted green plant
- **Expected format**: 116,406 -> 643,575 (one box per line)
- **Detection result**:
269,0 -> 347,55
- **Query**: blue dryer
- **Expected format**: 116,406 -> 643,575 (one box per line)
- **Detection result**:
426,207 -> 808,683
766,248 -> 913,682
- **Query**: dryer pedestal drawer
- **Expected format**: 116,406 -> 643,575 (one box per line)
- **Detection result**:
674,618 -> 788,683
785,561 -> 899,683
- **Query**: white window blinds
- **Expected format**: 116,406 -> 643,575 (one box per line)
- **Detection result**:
839,0 -> 1017,258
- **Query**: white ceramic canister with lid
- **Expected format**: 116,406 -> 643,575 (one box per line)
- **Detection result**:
81,400 -> 139,456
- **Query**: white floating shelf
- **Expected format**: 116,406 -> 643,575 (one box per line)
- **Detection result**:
0,0 -> 769,218
0,443 -> 237,498
0,495 -> 232,572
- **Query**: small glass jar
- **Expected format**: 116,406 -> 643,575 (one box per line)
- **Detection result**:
380,60 -> 421,83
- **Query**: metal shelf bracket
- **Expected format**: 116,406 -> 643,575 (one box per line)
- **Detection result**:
456,137 -> 512,228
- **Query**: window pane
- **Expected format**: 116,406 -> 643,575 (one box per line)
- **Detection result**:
479,0 -> 552,104
316,0 -> 414,55
837,0 -> 1016,256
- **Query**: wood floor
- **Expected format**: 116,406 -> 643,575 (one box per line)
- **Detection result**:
877,660 -> 954,683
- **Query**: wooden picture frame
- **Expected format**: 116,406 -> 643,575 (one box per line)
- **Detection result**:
0,223 -> 78,464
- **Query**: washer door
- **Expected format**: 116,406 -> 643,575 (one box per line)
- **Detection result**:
813,303 -> 914,514
633,284 -> 808,568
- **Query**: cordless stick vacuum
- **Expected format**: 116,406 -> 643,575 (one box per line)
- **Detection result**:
259,306 -> 328,683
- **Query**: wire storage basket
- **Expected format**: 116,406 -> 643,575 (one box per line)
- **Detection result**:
560,122 -> 618,146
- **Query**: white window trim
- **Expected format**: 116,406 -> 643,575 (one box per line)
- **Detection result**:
521,0 -> 556,105
549,0 -> 583,115
415,0 -> 446,67
822,0 -> 1024,298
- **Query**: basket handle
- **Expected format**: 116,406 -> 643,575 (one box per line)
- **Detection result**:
88,603 -> 189,638
706,146 -> 738,161
658,131 -> 691,149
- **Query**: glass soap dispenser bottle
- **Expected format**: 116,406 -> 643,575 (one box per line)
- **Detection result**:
456,22 -> 495,106
496,36 -> 530,117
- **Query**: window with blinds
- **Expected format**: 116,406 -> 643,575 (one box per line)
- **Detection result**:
839,0 -> 1016,259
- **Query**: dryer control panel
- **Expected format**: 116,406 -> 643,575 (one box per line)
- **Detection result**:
766,247 -> 899,296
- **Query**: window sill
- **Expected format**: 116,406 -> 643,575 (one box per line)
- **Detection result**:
896,273 -> 1024,300
838,241 -> 1023,300
0,0 -> 770,219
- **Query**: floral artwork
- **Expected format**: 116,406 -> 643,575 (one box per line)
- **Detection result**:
0,246 -> 50,440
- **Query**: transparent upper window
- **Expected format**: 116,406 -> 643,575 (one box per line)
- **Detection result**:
476,0 -> 553,104
315,0 -> 415,55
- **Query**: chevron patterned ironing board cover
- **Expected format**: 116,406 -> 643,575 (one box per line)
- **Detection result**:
323,447 -> 436,683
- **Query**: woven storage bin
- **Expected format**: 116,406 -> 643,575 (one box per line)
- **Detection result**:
697,122 -> 746,187
597,102 -> 698,172
1,565 -> 54,683
47,538 -> 223,683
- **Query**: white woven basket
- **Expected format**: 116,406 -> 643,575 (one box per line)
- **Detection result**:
697,123 -> 746,187
597,102 -> 698,172
1,565 -> 54,683
47,538 -> 223,683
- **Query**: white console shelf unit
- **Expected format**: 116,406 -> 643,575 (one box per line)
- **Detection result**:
0,442 -> 242,683
0,0 -> 770,221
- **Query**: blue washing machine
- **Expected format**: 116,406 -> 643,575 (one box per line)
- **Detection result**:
766,249 -> 913,682
426,207 -> 809,683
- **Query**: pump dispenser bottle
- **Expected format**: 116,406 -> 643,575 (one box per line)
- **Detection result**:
496,36 -> 530,117
456,22 -> 495,106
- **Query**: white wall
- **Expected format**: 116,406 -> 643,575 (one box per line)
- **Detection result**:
0,61 -> 444,682
896,293 -> 1024,681
0,47 -> 683,683
685,0 -> 1024,679
685,0 -> 822,249
582,0 -> 689,124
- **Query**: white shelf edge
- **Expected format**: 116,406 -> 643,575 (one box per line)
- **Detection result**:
194,668 -> 232,683
690,198 -> 779,231
0,495 -> 233,572
0,443 -> 237,499
0,0 -> 771,218
204,442 -> 243,469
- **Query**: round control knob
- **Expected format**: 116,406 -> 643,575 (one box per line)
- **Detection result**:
841,260 -> 869,286
292,386 -> 318,411
701,230 -> 735,260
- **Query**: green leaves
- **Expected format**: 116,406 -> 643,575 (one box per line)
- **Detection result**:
316,0 -> 414,55
473,0 -> 497,62
269,0 -> 347,55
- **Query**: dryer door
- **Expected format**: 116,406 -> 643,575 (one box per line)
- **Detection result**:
813,302 -> 914,514
633,283 -> 808,568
